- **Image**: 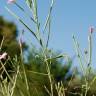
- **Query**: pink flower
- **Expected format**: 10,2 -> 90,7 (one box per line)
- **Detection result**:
7,0 -> 15,4
0,52 -> 8,60
89,26 -> 94,34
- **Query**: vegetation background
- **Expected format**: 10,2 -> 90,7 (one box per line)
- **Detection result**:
0,0 -> 96,96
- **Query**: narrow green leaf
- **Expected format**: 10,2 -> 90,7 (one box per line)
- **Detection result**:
43,0 -> 55,33
45,54 -> 69,61
25,0 -> 33,9
5,7 -> 37,39
15,2 -> 36,24
15,2 -> 25,12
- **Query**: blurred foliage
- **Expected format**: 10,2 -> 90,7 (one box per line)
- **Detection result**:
0,16 -> 27,57
16,48 -> 77,96
0,16 -> 77,96
1,16 -> 96,96
27,48 -> 73,82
